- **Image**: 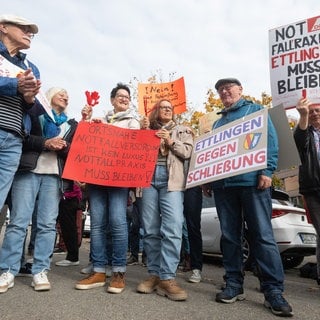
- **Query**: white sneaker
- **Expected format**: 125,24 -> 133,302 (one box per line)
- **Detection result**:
55,259 -> 80,267
80,263 -> 93,274
0,271 -> 14,293
188,269 -> 202,283
31,270 -> 51,291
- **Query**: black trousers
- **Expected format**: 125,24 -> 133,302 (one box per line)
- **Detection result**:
127,203 -> 141,258
184,186 -> 203,271
58,197 -> 80,261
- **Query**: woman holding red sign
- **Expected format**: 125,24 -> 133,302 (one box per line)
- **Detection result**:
75,83 -> 141,294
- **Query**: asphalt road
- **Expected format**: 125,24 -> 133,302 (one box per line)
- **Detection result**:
0,233 -> 319,320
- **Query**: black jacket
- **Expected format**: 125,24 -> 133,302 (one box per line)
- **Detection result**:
18,104 -> 78,192
294,126 -> 320,194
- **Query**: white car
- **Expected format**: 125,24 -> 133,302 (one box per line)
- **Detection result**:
201,189 -> 317,269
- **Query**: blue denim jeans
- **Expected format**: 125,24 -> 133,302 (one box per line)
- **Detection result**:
181,219 -> 190,254
214,187 -> 284,293
0,129 -> 22,208
0,172 -> 60,275
88,185 -> 128,273
141,165 -> 184,280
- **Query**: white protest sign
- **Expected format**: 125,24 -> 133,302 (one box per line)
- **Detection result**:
186,108 -> 268,189
269,15 -> 320,109
0,55 -> 54,120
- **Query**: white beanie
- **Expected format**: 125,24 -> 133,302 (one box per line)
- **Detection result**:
45,87 -> 67,104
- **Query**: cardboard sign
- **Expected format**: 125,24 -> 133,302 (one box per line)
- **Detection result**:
186,109 -> 268,188
137,77 -> 186,115
269,15 -> 320,109
269,104 -> 301,170
198,110 -> 221,135
62,122 -> 160,187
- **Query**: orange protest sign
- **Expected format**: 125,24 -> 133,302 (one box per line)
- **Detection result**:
138,77 -> 186,116
62,122 -> 160,187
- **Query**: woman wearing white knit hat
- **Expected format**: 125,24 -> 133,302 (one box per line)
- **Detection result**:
0,87 -> 78,294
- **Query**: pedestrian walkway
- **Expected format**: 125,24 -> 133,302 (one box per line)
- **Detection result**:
0,228 -> 319,320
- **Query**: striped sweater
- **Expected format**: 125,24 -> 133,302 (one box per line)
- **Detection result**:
0,41 -> 40,137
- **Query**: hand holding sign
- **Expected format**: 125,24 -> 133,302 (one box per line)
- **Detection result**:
296,96 -> 311,118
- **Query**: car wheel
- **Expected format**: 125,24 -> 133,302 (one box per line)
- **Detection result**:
219,234 -> 253,269
281,255 -> 304,269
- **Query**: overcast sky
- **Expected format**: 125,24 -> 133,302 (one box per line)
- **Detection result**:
2,1 -> 319,120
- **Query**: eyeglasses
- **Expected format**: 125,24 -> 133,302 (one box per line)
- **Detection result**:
6,23 -> 35,39
159,106 -> 173,111
115,94 -> 130,100
309,108 -> 320,114
217,84 -> 237,94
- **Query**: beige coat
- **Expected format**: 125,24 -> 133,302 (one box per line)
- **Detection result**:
166,125 -> 194,191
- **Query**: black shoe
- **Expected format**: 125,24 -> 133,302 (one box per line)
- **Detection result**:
17,262 -> 33,277
127,255 -> 139,266
264,292 -> 293,317
53,248 -> 66,255
216,286 -> 245,303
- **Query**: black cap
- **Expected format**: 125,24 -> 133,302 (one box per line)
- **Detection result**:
215,78 -> 241,90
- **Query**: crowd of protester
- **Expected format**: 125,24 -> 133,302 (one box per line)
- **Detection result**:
6,12 -> 320,318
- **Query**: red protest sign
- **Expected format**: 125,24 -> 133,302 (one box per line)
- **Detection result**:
137,77 -> 186,116
62,122 -> 160,187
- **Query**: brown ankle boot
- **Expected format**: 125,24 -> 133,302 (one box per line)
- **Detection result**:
137,275 -> 160,293
107,272 -> 125,294
156,279 -> 188,301
75,272 -> 106,290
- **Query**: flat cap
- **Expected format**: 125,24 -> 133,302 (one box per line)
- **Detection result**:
0,14 -> 38,34
215,78 -> 241,90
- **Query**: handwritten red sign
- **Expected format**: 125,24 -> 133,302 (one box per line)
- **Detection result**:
138,77 -> 186,116
62,122 -> 160,187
